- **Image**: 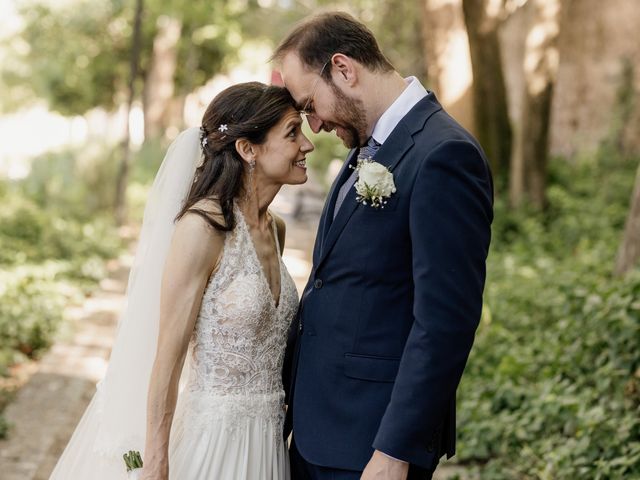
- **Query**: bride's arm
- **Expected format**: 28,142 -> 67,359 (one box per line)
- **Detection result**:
141,212 -> 224,479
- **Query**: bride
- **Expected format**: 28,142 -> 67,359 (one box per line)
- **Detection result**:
49,82 -> 313,479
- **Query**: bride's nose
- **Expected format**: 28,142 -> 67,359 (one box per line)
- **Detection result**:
300,135 -> 314,153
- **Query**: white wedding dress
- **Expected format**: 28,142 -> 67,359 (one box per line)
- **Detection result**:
50,204 -> 298,479
167,206 -> 298,479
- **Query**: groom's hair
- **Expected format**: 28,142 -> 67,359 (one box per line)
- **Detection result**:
272,11 -> 394,79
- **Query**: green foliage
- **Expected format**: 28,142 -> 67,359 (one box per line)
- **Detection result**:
0,136 -> 164,366
4,1 -> 131,115
246,0 -> 426,82
0,270 -> 67,366
0,398 -> 9,439
3,0 -> 243,115
0,179 -> 121,377
456,152 -> 640,478
303,126 -> 349,188
0,145 -> 126,430
23,144 -> 120,216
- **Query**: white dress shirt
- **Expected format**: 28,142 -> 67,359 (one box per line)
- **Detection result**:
370,76 -> 428,145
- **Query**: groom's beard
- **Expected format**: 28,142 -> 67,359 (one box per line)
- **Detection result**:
329,82 -> 368,149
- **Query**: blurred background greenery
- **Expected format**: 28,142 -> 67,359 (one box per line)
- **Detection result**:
0,0 -> 639,478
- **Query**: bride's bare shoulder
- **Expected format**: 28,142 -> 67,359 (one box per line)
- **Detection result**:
182,198 -> 228,232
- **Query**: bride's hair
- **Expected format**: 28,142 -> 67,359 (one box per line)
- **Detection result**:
176,82 -> 295,231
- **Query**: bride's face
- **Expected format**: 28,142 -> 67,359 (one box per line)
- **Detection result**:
255,108 -> 314,186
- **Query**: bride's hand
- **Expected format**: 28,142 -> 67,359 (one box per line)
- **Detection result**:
138,462 -> 168,480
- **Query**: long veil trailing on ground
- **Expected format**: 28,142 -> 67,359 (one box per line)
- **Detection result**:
50,127 -> 202,479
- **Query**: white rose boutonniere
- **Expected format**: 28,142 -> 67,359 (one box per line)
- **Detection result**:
353,158 -> 396,209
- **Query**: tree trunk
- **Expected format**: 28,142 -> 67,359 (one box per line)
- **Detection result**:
461,0 -> 512,179
521,81 -> 554,209
550,0 -> 640,158
115,0 -> 144,226
171,32 -> 199,131
144,15 -> 182,139
615,163 -> 640,276
421,0 -> 475,134
509,0 -> 560,209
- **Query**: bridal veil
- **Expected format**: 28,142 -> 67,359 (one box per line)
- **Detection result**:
49,127 -> 202,479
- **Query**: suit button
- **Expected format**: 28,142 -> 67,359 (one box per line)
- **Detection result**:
298,322 -> 303,334
314,279 -> 323,289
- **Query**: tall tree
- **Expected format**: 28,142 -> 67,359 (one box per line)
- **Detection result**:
115,0 -> 144,226
143,15 -> 182,138
461,0 -> 512,179
615,163 -> 640,276
508,0 -> 560,209
421,0 -> 475,133
2,2 -> 132,116
549,0 -> 640,158
4,0 -> 238,120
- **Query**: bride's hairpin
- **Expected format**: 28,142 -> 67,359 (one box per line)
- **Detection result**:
218,124 -> 228,133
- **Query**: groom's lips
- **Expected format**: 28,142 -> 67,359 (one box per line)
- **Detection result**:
335,126 -> 350,141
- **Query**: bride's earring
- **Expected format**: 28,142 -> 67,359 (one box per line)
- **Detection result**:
245,159 -> 256,202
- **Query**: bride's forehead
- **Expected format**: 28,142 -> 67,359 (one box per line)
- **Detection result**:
270,110 -> 303,132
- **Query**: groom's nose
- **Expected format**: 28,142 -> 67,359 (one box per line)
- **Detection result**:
306,114 -> 323,133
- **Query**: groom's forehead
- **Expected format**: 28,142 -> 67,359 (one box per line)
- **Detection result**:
280,53 -> 315,90
280,53 -> 314,92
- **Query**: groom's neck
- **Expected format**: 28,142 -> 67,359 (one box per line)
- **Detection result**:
362,70 -> 408,135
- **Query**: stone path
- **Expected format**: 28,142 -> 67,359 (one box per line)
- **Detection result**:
0,184 -> 467,479
0,255 -> 130,480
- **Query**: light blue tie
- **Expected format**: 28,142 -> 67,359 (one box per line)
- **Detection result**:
333,137 -> 381,219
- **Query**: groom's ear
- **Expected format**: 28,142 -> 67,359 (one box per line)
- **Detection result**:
330,54 -> 358,87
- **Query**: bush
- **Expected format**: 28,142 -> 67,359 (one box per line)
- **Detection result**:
0,139 -> 171,431
456,152 -> 640,479
0,270 -> 67,369
0,191 -> 120,268
0,146 -> 125,372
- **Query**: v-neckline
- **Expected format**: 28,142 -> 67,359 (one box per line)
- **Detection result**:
236,205 -> 283,310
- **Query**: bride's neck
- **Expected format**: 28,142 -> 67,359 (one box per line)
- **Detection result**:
238,181 -> 281,230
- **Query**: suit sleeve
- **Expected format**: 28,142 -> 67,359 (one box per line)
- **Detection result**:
372,140 -> 493,468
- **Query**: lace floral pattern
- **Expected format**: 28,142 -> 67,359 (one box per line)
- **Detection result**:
180,206 -> 298,441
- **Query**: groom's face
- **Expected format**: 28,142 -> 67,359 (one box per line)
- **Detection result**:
280,53 -> 368,149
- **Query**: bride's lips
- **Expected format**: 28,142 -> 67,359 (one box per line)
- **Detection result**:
294,158 -> 307,169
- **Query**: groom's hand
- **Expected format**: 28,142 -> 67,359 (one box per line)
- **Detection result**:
361,450 -> 409,480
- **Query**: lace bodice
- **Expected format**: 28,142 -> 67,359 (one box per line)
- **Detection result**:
178,206 -> 298,435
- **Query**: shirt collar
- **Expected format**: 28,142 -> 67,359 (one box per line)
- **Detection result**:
370,76 -> 428,145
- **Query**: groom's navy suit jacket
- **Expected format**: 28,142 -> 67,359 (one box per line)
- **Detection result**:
284,93 -> 493,471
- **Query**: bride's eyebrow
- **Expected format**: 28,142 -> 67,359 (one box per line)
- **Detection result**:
286,118 -> 303,129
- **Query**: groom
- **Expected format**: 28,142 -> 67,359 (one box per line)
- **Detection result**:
275,12 -> 493,480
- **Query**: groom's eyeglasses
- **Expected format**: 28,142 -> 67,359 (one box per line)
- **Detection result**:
300,59 -> 331,117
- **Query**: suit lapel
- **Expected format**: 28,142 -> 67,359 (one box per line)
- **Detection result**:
316,130 -> 415,270
319,148 -> 359,246
315,93 -> 444,271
